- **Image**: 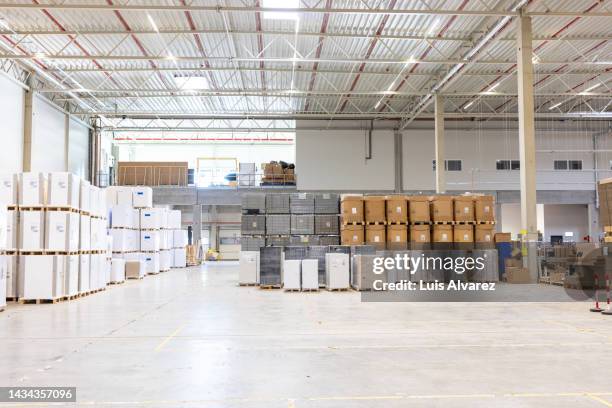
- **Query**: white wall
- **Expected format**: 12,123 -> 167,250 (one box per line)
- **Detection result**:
501,203 -> 545,239
296,129 -> 395,191
31,95 -> 66,172
0,74 -> 25,173
543,204 -> 589,242
68,117 -> 90,179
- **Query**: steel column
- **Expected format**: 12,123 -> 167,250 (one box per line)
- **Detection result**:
434,94 -> 445,193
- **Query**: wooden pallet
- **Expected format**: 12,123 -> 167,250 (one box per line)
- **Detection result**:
45,206 -> 79,213
454,221 -> 476,225
18,298 -> 62,304
476,220 -> 496,224
386,221 -> 408,225
327,287 -> 350,292
365,221 -> 386,226
18,206 -> 45,211
6,297 -> 18,302
432,221 -> 454,225
238,282 -> 258,287
126,276 -> 145,280
109,281 -> 125,285
301,288 -> 320,292
284,288 -> 302,292
260,285 -> 282,290
410,221 -> 432,225
342,221 -> 365,226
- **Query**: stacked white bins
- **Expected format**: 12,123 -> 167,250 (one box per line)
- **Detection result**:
140,207 -> 161,275
108,201 -> 140,279
169,210 -> 187,268
239,251 -> 259,285
301,259 -> 319,291
283,260 -> 301,291
158,208 -> 172,273
88,184 -> 110,293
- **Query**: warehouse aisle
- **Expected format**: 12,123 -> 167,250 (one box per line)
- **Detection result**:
1,264 -> 612,408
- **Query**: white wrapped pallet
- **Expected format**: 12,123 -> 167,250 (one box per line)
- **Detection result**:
166,230 -> 174,249
45,211 -> 69,252
19,172 -> 46,207
172,248 -> 186,268
105,257 -> 111,285
111,229 -> 132,252
5,254 -> 17,299
159,230 -> 171,250
79,214 -> 91,251
132,186 -> 153,208
116,187 -> 133,206
283,260 -> 301,290
18,255 -> 63,300
325,253 -> 350,290
173,230 -> 188,248
89,253 -> 99,291
65,254 -> 79,297
105,186 -> 118,208
159,249 -> 171,271
168,210 -> 181,229
79,254 -> 90,293
144,252 -> 160,274
0,255 -> 6,309
158,208 -> 169,229
141,231 -> 160,252
110,205 -> 137,229
19,210 -> 44,251
47,172 -> 79,208
79,180 -> 91,214
110,258 -> 125,283
6,210 -> 18,250
140,208 -> 161,230
0,174 -> 18,206
301,260 -> 319,290
67,212 -> 80,252
0,206 -> 7,250
123,252 -> 144,262
239,251 -> 259,284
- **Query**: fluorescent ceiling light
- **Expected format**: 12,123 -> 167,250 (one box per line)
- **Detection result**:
486,82 -> 500,92
548,101 -> 563,110
263,0 -> 299,20
583,83 -> 601,93
374,100 -> 382,109
464,100 -> 475,109
34,52 -> 47,59
147,14 -> 159,32
175,76 -> 209,90
0,20 -> 10,30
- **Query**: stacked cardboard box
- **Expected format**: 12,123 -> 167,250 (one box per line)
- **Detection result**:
599,179 -> 612,242
340,195 -> 364,245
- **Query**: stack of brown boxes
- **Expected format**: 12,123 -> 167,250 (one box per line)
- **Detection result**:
453,195 -> 475,249
364,196 -> 386,249
598,178 -> 612,243
474,195 -> 495,248
431,195 -> 453,248
340,195 -> 364,245
409,196 -> 431,248
386,195 -> 408,250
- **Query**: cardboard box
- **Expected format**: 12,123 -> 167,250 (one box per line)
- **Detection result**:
141,231 -> 160,252
410,224 -> 431,243
454,196 -> 475,222
505,266 -> 531,283
111,205 -> 137,229
341,195 -> 364,223
433,224 -> 453,242
386,224 -> 407,243
386,196 -> 408,223
117,161 -> 188,186
125,260 -> 146,279
431,196 -> 454,222
18,255 -> 62,300
48,172 -> 79,208
365,224 -> 385,246
132,186 -> 153,208
45,211 -> 69,252
19,210 -> 45,251
341,224 -> 364,245
494,232 -> 512,243
0,174 -> 18,206
475,224 -> 495,243
598,179 -> 612,226
364,196 -> 386,223
19,172 -> 46,207
65,254 -> 79,296
474,195 -> 495,221
453,225 -> 474,242
408,196 -> 430,222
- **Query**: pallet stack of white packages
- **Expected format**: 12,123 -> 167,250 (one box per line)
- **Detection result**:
0,174 -> 18,302
158,208 -> 172,273
140,207 -> 161,275
0,205 -> 8,311
168,210 -> 187,268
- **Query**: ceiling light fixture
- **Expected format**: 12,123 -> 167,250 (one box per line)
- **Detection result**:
147,14 -> 159,33
548,101 -> 563,110
464,100 -> 475,110
174,76 -> 209,90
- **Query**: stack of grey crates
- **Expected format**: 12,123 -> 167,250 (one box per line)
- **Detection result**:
266,215 -> 291,235
315,193 -> 339,214
260,246 -> 282,287
315,193 -> 340,245
266,194 -> 290,214
290,193 -> 315,213
241,193 -> 266,251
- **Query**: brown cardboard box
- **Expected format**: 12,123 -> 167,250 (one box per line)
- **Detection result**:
505,266 -> 531,284
431,195 -> 454,222
386,224 -> 407,243
117,161 -> 188,186
453,225 -> 474,242
410,224 -> 431,243
364,196 -> 386,223
125,260 -> 145,279
365,224 -> 386,246
341,224 -> 364,245
340,196 -> 364,223
474,195 -> 495,221
386,195 -> 408,223
494,232 -> 511,243
475,224 -> 495,243
432,224 -> 453,242
454,196 -> 475,222
408,196 -> 430,222
598,179 -> 612,226
264,162 -> 283,177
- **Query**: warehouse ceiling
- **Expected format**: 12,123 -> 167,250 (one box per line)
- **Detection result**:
0,0 -> 611,129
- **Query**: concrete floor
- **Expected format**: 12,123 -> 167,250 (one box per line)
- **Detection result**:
1,262 -> 612,408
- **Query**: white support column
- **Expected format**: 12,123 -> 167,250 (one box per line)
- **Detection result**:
517,15 -> 538,281
588,203 -> 600,241
64,113 -> 70,171
434,93 -> 445,194
22,75 -> 34,172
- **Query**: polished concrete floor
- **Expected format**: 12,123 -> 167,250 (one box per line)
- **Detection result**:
1,262 -> 612,408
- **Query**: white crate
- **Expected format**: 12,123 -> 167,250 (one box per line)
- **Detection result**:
6,210 -> 17,251
79,214 -> 91,251
301,259 -> 319,290
65,254 -> 79,297
239,251 -> 259,284
159,249 -> 171,271
19,210 -> 45,251
125,260 -> 145,279
172,248 -> 186,268
111,258 -> 125,283
5,254 -> 17,299
139,208 -> 161,230
173,229 -> 188,248
19,172 -> 46,207
143,252 -> 160,274
79,180 -> 91,213
325,253 -> 350,290
67,212 -> 80,252
18,255 -> 63,300
283,260 -> 301,290
79,254 -> 90,293
141,231 -> 160,252
47,172 -> 79,208
45,211 -> 69,252
132,186 -> 153,208
168,210 -> 181,229
0,174 -> 18,206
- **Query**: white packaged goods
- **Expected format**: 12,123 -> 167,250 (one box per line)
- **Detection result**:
159,208 -> 169,229
301,259 -> 319,290
173,230 -> 188,248
91,218 -> 107,251
67,212 -> 80,252
45,211 -> 69,252
0,207 -> 7,249
172,248 -> 186,268
111,258 -> 125,283
18,255 -> 63,300
19,172 -> 46,207
160,250 -> 171,271
105,186 -> 118,208
132,186 -> 153,208
123,252 -> 144,262
105,258 -> 111,285
19,210 -> 45,251
159,230 -> 170,250
5,255 -> 17,298
144,252 -> 160,274
239,251 -> 259,284
140,231 -> 160,252
169,210 -> 181,229
0,255 -> 6,308
166,230 -> 174,249
89,253 -> 99,290
116,187 -> 133,206
111,229 -> 130,252
47,173 -> 79,208
140,208 -> 161,230
79,180 -> 91,213
283,260 -> 301,290
79,214 -> 91,251
110,205 -> 137,229
125,260 -> 145,279
325,253 -> 350,290
79,254 -> 90,293
65,254 -> 79,297
0,174 -> 18,206
6,210 -> 17,250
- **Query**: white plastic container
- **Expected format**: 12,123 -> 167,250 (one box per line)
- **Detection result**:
325,253 -> 350,290
19,210 -> 45,251
301,259 -> 319,290
283,260 -> 301,290
239,251 -> 259,285
110,258 -> 126,283
19,172 -> 46,207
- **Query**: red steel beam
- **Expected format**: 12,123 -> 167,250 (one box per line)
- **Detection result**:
254,0 -> 266,91
304,0 -> 332,112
